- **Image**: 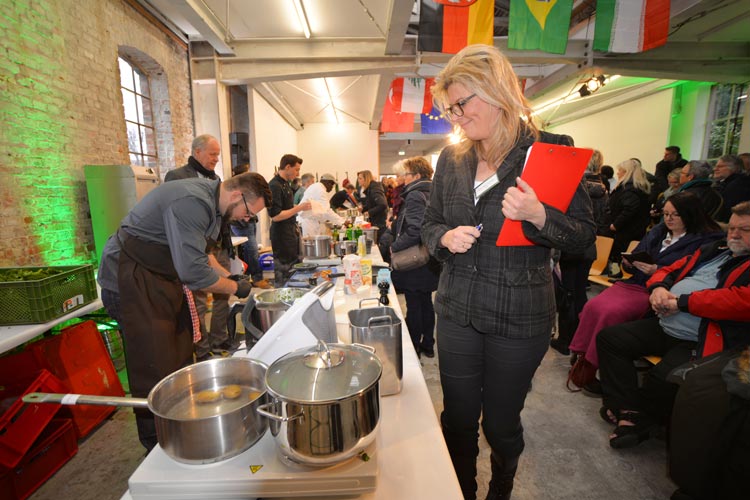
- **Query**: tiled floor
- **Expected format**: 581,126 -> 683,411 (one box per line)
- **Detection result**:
29,293 -> 677,500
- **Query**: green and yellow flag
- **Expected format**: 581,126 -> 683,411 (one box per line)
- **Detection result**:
508,0 -> 574,54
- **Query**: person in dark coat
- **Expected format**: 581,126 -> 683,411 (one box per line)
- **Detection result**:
357,169 -> 388,240
603,158 -> 652,272
422,44 -> 595,500
389,156 -> 440,357
713,154 -> 750,223
654,146 -> 688,194
676,160 -> 723,218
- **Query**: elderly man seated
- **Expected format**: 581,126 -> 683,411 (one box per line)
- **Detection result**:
595,201 -> 750,449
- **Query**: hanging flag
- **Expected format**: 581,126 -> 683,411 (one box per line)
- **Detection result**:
390,77 -> 434,114
593,0 -> 670,53
421,105 -> 453,134
380,80 -> 415,133
508,0 -> 574,55
418,0 -> 494,54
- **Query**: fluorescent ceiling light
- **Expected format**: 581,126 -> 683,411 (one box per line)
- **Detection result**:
292,0 -> 311,38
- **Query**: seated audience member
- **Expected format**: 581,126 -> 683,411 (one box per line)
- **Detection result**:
596,201 -> 750,449
713,154 -> 750,223
668,347 -> 750,500
551,150 -> 608,355
650,168 -> 682,222
676,160 -> 723,218
568,192 -> 724,391
654,146 -> 688,195
602,158 -> 652,275
739,152 -> 749,175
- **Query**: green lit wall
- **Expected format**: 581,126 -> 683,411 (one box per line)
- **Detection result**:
667,81 -> 714,160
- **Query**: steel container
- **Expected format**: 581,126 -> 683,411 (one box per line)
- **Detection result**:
257,341 -> 382,466
348,298 -> 403,396
302,235 -> 332,258
333,240 -> 358,256
23,357 -> 269,464
252,287 -> 308,332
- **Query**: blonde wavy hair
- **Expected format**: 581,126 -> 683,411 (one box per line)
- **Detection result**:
430,44 -> 538,168
615,158 -> 651,193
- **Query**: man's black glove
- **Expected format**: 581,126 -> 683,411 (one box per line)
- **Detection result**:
235,279 -> 253,299
228,274 -> 251,281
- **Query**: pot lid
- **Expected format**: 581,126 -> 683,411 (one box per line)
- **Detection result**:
265,342 -> 382,403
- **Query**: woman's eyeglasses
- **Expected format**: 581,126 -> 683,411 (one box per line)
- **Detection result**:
662,212 -> 681,219
445,94 -> 476,119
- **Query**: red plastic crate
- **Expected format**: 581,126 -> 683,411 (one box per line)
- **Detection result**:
29,321 -> 124,438
0,419 -> 78,500
0,370 -> 67,469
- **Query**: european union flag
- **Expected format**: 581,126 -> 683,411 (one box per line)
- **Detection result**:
420,105 -> 452,134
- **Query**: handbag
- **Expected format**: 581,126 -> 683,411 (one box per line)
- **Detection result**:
391,244 -> 430,271
566,355 -> 597,392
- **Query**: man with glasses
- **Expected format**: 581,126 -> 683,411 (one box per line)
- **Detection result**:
97,172 -> 271,452
676,160 -> 723,218
713,154 -> 750,223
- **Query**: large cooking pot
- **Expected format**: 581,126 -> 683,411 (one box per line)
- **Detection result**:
23,357 -> 268,464
302,235 -> 332,259
256,341 -> 382,466
333,239 -> 357,257
251,287 -> 308,332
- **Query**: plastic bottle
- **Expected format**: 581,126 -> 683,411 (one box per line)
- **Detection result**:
360,257 -> 372,286
357,235 -> 367,256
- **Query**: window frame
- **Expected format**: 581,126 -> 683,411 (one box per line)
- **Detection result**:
118,56 -> 158,168
703,83 -> 746,162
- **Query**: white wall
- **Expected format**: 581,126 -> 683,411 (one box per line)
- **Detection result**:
297,122 -> 380,183
249,89 -> 299,247
193,81 -> 226,179
549,89 -> 673,172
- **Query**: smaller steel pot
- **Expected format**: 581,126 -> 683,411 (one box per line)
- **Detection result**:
333,240 -> 358,256
257,341 -> 382,466
302,235 -> 332,258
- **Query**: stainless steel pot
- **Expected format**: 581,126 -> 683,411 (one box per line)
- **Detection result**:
333,240 -> 357,256
302,235 -> 332,258
362,227 -> 378,244
348,298 -> 403,396
251,287 -> 308,332
256,341 -> 382,466
23,357 -> 268,464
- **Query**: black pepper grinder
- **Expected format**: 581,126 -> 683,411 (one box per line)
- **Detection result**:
378,280 -> 390,306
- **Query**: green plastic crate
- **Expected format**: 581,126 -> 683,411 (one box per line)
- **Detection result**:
0,265 -> 97,325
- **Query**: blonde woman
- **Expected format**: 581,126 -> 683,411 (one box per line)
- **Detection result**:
604,158 -> 652,273
421,44 -> 595,500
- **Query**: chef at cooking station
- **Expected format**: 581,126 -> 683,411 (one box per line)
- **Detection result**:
96,172 -> 272,452
297,173 -> 345,237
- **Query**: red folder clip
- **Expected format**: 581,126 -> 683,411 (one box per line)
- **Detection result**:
496,143 -> 593,246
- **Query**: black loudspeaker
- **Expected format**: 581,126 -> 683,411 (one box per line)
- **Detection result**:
229,132 -> 249,168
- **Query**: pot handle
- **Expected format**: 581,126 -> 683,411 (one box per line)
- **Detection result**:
367,315 -> 393,327
23,392 -> 150,408
352,343 -> 376,354
358,297 -> 380,309
256,402 -> 304,423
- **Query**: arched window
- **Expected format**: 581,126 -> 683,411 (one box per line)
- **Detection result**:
119,56 -> 158,167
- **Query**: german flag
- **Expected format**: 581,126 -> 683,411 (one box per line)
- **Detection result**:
418,0 -> 494,54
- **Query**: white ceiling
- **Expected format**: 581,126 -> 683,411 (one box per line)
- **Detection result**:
140,0 -> 750,171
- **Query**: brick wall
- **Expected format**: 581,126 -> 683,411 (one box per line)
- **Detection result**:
0,0 -> 193,267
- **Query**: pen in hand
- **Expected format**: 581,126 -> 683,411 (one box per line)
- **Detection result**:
476,223 -> 483,233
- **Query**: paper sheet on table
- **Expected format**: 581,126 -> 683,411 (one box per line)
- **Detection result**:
496,143 -> 593,246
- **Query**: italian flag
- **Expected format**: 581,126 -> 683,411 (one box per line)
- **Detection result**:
508,0 -> 574,55
418,0 -> 494,54
594,0 -> 671,53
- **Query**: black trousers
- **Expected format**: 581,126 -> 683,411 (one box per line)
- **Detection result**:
437,316 -> 548,500
403,290 -> 435,351
597,316 -> 696,420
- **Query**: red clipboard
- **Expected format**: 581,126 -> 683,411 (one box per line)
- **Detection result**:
496,143 -> 593,246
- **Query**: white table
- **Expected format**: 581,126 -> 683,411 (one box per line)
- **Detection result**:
0,296 -> 104,355
122,266 -> 462,499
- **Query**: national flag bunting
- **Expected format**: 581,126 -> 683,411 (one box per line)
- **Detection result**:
418,0 -> 494,54
390,77 -> 434,114
380,79 -> 415,133
421,105 -> 453,134
593,0 -> 670,53
508,0 -> 574,55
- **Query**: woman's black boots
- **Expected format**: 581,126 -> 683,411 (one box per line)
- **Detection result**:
485,453 -> 519,500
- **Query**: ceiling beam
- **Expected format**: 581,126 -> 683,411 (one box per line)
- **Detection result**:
384,0 -> 414,55
173,0 -> 234,55
370,72 -> 395,131
253,82 -> 305,131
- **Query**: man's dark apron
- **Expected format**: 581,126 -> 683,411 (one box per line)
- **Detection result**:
117,229 -> 194,448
